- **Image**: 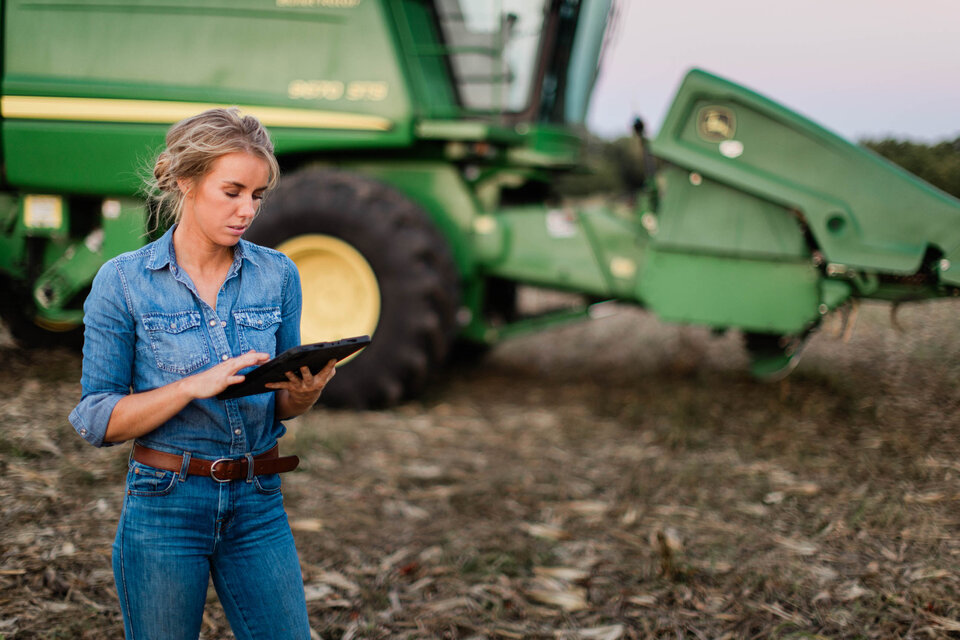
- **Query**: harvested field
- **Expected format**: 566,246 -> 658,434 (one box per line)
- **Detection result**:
1,298 -> 958,639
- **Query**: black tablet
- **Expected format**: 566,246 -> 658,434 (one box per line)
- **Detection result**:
217,335 -> 371,400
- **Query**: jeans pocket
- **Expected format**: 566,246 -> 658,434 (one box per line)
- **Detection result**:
127,462 -> 179,497
234,307 -> 282,357
253,473 -> 282,495
142,311 -> 211,374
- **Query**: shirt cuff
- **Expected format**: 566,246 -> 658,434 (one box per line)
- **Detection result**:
69,393 -> 125,448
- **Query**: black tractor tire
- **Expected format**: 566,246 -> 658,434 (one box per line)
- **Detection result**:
246,169 -> 460,408
0,285 -> 84,349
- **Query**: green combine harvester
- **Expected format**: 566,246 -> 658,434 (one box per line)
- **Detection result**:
1,0 -> 958,407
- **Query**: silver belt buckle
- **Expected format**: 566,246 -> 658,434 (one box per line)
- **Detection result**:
209,458 -> 233,483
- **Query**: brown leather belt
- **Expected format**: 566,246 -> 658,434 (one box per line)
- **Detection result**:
132,443 -> 299,482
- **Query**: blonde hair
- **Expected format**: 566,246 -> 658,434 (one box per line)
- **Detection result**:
147,107 -> 280,228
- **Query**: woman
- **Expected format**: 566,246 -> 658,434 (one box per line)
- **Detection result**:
69,108 -> 333,639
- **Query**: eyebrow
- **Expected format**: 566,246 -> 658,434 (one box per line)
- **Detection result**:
222,180 -> 268,192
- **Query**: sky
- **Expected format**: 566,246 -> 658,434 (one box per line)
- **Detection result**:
586,0 -> 960,143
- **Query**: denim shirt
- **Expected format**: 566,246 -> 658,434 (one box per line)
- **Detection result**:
69,226 -> 301,457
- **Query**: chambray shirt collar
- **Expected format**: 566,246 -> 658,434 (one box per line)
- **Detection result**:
145,225 -> 260,273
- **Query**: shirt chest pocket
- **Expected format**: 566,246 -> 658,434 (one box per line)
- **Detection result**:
142,311 -> 211,375
234,307 -> 282,357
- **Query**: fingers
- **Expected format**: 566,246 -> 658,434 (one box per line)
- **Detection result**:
304,361 -> 336,387
299,365 -> 316,386
223,351 -> 270,376
320,360 -> 337,383
242,350 -> 271,366
265,361 -> 337,392
265,370 -> 305,391
182,351 -> 272,400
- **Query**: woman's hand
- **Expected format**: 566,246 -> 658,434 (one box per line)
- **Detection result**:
269,359 -> 337,419
181,350 -> 271,400
104,350 -> 270,443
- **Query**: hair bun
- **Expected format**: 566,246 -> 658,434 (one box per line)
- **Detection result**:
152,152 -> 176,192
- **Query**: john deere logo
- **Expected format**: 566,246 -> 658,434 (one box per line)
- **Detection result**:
697,106 -> 736,142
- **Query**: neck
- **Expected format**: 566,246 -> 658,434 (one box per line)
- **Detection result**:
172,222 -> 235,273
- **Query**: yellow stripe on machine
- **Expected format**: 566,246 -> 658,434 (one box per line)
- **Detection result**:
0,95 -> 393,131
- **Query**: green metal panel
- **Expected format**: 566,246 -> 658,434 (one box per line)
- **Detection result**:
472,197 -> 844,337
33,199 -> 147,323
5,0 -> 410,117
473,202 -> 642,300
473,204 -> 611,295
3,120 -> 416,195
3,121 -> 166,194
637,250 -> 822,334
653,165 -> 810,259
384,0 -> 460,120
576,201 -> 647,299
2,0 -> 415,192
653,69 -> 960,283
99,200 -> 149,260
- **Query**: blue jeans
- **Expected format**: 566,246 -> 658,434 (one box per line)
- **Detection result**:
112,457 -> 310,640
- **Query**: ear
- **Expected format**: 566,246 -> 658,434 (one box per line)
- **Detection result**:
176,177 -> 193,197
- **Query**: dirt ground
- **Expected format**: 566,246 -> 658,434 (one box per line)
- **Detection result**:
1,298 -> 958,639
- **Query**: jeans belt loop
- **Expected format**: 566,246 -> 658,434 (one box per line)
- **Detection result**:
244,452 -> 255,484
178,451 -> 192,482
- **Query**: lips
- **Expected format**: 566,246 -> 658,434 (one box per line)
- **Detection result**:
227,225 -> 248,234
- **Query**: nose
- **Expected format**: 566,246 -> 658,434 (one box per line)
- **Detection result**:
241,196 -> 258,218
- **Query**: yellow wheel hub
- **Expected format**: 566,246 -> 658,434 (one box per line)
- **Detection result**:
33,316 -> 81,333
277,234 -> 380,360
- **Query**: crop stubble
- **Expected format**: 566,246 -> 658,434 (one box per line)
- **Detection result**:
0,299 -> 958,639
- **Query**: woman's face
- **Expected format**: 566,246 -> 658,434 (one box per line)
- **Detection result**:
177,151 -> 271,248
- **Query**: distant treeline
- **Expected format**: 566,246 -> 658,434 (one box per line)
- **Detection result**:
556,134 -> 960,200
862,137 -> 960,199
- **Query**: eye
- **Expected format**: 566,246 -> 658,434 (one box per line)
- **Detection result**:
225,192 -> 239,198
253,193 -> 265,201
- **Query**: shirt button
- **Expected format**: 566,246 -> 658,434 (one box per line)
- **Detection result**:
221,354 -> 229,361
170,322 -> 176,329
221,321 -> 227,327
234,429 -> 242,436
79,428 -> 87,436
209,319 -> 217,327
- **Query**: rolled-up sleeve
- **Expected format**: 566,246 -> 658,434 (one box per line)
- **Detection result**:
69,261 -> 135,447
276,255 -> 302,353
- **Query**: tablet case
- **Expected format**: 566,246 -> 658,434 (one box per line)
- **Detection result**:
217,335 -> 371,400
